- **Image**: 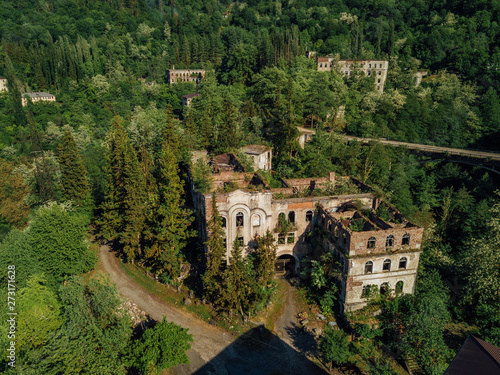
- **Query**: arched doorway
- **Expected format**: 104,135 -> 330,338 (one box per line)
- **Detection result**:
275,255 -> 296,275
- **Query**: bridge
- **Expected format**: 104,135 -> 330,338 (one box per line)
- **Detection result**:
298,127 -> 500,173
343,135 -> 500,174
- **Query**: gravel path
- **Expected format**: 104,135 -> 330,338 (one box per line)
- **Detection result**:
99,244 -> 328,375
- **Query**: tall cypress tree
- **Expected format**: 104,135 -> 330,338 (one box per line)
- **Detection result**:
145,125 -> 194,281
223,238 -> 252,316
254,230 -> 277,287
58,129 -> 91,209
101,117 -> 147,262
203,194 -> 226,303
4,54 -> 26,126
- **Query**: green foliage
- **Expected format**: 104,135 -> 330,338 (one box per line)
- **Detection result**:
29,202 -> 96,283
320,327 -> 352,367
17,274 -> 63,351
131,317 -> 193,374
58,129 -> 92,210
203,194 -> 227,304
191,157 -> 213,194
144,125 -> 194,281
100,116 -> 147,261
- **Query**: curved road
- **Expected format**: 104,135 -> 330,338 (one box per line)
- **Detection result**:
99,245 -> 328,375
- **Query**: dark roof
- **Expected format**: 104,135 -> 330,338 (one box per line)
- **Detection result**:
445,336 -> 500,375
182,93 -> 200,99
242,144 -> 271,155
22,92 -> 55,98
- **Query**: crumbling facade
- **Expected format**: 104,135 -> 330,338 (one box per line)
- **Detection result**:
0,77 -> 7,92
182,93 -> 199,107
168,69 -> 205,84
317,203 -> 423,312
242,145 -> 272,171
190,149 -> 423,312
317,58 -> 389,93
21,92 -> 56,106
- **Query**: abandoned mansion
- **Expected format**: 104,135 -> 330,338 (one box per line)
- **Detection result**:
190,147 -> 423,312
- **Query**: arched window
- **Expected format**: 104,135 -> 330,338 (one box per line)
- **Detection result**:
328,223 -> 332,233
402,233 -> 410,246
334,226 -> 339,239
367,237 -> 376,249
396,281 -> 404,294
278,212 -> 286,222
221,217 -> 227,228
288,211 -> 295,223
380,282 -> 389,295
362,285 -> 376,298
399,257 -> 407,269
236,212 -> 244,227
365,261 -> 373,274
383,259 -> 391,271
386,235 -> 394,247
305,211 -> 313,222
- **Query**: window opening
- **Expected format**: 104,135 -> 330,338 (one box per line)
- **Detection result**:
367,237 -> 376,249
365,261 -> 373,274
399,257 -> 407,269
383,259 -> 391,271
386,235 -> 394,247
236,212 -> 244,227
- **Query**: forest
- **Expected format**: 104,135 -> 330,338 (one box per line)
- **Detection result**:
1,0 -> 500,373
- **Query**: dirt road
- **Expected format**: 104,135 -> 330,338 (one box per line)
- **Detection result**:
99,245 -> 328,375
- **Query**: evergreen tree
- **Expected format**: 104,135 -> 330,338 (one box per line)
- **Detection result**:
101,117 -> 147,262
254,230 -> 277,287
223,238 -> 252,316
203,194 -> 226,304
4,54 -> 27,126
144,124 -> 194,282
57,129 -> 91,209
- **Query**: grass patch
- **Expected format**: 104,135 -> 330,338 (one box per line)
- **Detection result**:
119,261 -> 215,323
263,280 -> 285,331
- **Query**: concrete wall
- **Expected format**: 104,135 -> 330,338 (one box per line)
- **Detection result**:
0,78 -> 7,92
203,190 -> 377,271
317,58 -> 389,93
318,205 -> 423,312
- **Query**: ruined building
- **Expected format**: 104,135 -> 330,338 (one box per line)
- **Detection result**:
167,68 -> 206,84
191,147 -> 422,312
316,203 -> 423,312
0,77 -> 7,92
317,58 -> 389,93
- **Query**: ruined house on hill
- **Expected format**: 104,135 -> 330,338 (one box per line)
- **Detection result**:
190,148 -> 423,312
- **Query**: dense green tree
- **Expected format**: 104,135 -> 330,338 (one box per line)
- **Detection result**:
26,276 -> 132,374
145,125 -> 194,282
58,129 -> 92,209
203,194 -> 226,304
4,54 -> 26,127
0,158 -> 30,230
130,316 -> 193,374
254,230 -> 277,287
223,238 -> 253,316
29,202 -> 96,283
320,327 -> 352,369
16,274 -> 63,352
100,116 -> 147,262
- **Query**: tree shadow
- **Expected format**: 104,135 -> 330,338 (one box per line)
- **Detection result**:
183,325 -> 328,375
284,322 -> 319,358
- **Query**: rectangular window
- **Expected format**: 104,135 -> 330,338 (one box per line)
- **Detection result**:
287,233 -> 295,244
278,233 -> 285,244
237,237 -> 244,246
